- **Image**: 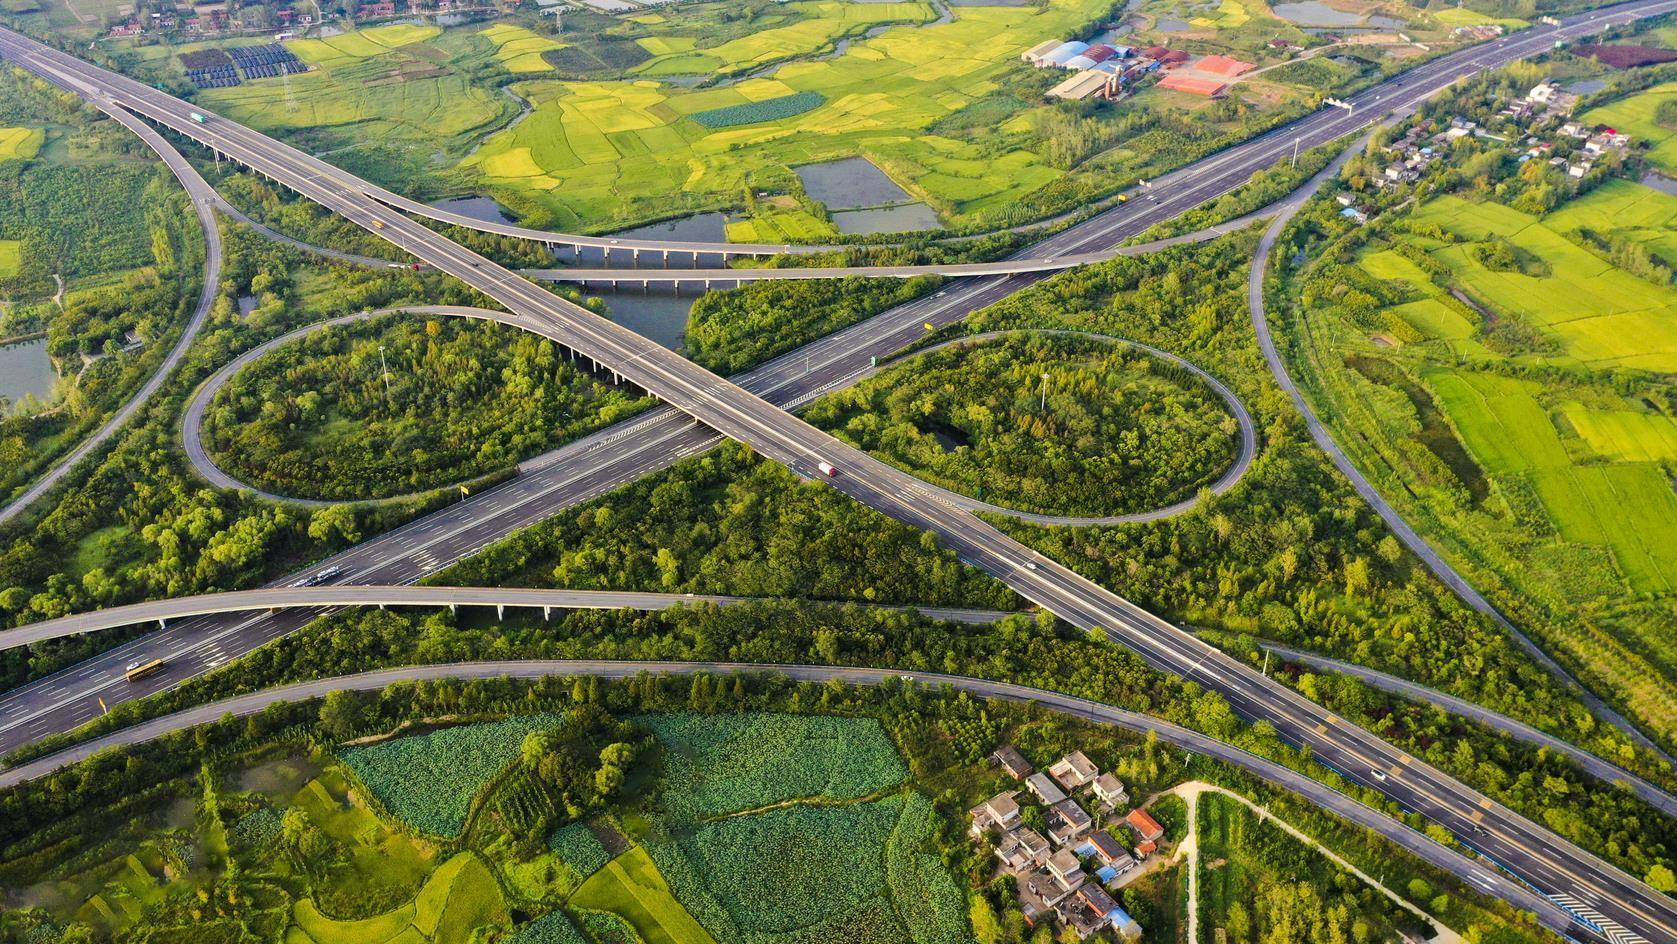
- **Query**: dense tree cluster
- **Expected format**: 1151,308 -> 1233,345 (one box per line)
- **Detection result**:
685,275 -> 941,374
807,333 -> 1237,516
204,315 -> 649,500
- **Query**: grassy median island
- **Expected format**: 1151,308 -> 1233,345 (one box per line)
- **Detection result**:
805,333 -> 1240,517
201,314 -> 650,501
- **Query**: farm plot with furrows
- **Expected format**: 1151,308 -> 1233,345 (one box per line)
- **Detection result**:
340,714 -> 566,836
639,713 -> 907,823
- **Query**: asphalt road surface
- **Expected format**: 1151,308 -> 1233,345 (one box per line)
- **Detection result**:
5,8 -> 1677,939
0,585 -> 1010,651
0,659 -> 1601,937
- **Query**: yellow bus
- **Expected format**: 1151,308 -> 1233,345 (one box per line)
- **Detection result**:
124,658 -> 166,682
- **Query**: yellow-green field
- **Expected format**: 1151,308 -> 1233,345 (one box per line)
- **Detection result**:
631,1 -> 934,76
1425,371 -> 1677,593
570,847 -> 718,944
0,240 -> 19,278
0,125 -> 43,161
194,25 -> 506,155
479,22 -> 565,74
1391,190 -> 1677,371
461,0 -> 1103,230
287,852 -> 508,944
1430,6 -> 1527,28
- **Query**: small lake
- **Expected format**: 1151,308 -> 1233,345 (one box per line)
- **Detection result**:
1272,0 -> 1402,27
614,212 -> 730,243
430,195 -> 516,225
795,156 -> 911,210
0,338 -> 57,411
832,203 -> 944,235
1641,171 -> 1677,196
1568,77 -> 1609,95
1153,16 -> 1191,31
591,288 -> 694,351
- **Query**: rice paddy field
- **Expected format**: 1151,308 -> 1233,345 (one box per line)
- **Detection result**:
1290,174 -> 1677,744
458,0 -> 1114,230
0,126 -> 43,161
0,240 -> 20,278
192,24 -> 513,172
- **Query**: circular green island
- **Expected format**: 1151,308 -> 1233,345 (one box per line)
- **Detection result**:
202,315 -> 648,501
805,334 -> 1241,518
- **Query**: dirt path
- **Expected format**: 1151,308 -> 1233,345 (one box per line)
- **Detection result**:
1169,781 -> 1462,944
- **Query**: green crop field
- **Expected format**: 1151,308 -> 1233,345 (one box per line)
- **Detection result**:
341,714 -> 565,836
289,852 -> 509,944
1397,192 -> 1677,371
570,846 -> 720,944
0,239 -> 19,278
647,793 -> 966,944
194,24 -> 510,170
459,0 -> 1105,231
639,712 -> 907,823
0,126 -> 42,161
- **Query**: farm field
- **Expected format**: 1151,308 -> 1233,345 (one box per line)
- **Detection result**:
0,125 -> 42,161
341,713 -> 565,836
480,22 -> 566,74
632,1 -> 936,77
0,239 -> 19,278
193,24 -> 513,178
1390,189 -> 1677,371
459,0 -> 1110,231
570,846 -> 719,944
1290,168 -> 1677,745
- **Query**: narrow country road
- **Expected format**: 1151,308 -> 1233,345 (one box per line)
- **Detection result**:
0,101 -> 223,526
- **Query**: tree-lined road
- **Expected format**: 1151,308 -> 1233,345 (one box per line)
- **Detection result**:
6,8 -> 1677,939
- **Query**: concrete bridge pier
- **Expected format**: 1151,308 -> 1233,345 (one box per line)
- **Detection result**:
447,603 -> 456,614
632,248 -> 640,263
542,605 -> 551,621
496,603 -> 504,620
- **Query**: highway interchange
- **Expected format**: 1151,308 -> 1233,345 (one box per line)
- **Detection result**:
4,6 -> 1677,940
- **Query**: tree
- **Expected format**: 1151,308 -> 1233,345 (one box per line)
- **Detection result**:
1648,863 -> 1677,893
969,896 -> 1003,944
317,690 -> 363,740
307,504 -> 360,545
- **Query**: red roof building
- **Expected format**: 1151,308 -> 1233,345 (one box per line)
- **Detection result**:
1140,45 -> 1170,59
1195,54 -> 1255,76
1158,73 -> 1226,96
1125,808 -> 1165,842
1158,49 -> 1191,66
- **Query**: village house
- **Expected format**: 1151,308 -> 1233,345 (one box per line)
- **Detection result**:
1045,847 -> 1087,891
1027,772 -> 1067,805
1091,772 -> 1127,808
1125,808 -> 1164,843
1048,798 -> 1094,846
1049,750 -> 1100,790
996,826 -> 1053,871
970,792 -> 1021,837
991,745 -> 1033,779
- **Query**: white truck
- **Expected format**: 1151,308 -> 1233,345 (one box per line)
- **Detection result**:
817,461 -> 838,477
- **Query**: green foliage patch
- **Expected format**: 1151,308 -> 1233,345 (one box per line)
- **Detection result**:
341,715 -> 564,836
640,712 -> 907,823
690,91 -> 826,128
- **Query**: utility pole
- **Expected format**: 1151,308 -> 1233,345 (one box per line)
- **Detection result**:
1291,137 -> 1300,168
1039,372 -> 1050,412
1261,648 -> 1270,676
379,344 -> 392,407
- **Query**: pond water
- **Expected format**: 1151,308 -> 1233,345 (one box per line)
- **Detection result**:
1271,0 -> 1402,27
614,212 -> 730,243
1153,16 -> 1191,31
429,195 -> 516,225
1568,77 -> 1609,95
832,203 -> 945,235
0,338 -> 57,411
591,289 -> 694,351
794,156 -> 911,210
1641,171 -> 1677,196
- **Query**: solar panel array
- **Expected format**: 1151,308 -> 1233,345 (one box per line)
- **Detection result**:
229,44 -> 307,79
187,65 -> 240,88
